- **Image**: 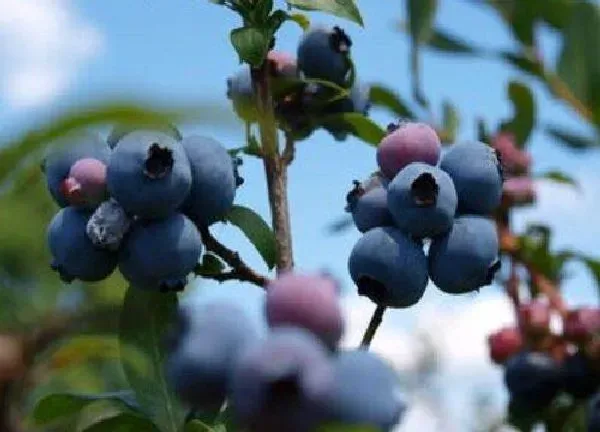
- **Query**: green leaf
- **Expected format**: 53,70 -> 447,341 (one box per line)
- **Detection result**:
368,85 -> 415,119
557,2 -> 600,121
285,0 -> 363,27
81,413 -> 161,432
119,287 -> 185,432
499,51 -> 545,80
407,0 -> 437,106
427,28 -> 477,54
323,113 -> 386,145
230,27 -> 271,67
581,256 -> 600,292
318,424 -> 379,432
287,12 -> 310,31
536,170 -> 579,189
225,205 -> 277,270
32,391 -> 141,426
194,253 -> 226,276
326,215 -> 353,234
185,420 -> 217,432
441,100 -> 460,143
545,125 -> 599,150
500,81 -> 536,148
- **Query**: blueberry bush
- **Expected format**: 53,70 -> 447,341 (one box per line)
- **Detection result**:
0,0 -> 599,431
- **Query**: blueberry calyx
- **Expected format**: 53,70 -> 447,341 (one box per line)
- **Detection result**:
266,373 -> 301,405
330,26 -> 352,54
485,259 -> 502,285
144,143 -> 174,179
60,177 -> 84,204
411,173 -> 439,207
357,276 -> 387,305
345,180 -> 364,212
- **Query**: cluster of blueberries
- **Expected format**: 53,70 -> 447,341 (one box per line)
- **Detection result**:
166,272 -> 407,432
489,302 -> 600,430
226,25 -> 370,141
42,125 -> 240,291
346,121 -> 503,308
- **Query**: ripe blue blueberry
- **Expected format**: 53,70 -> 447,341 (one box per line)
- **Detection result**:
345,174 -> 393,233
265,272 -> 344,350
440,141 -> 503,215
348,226 -> 428,308
166,302 -> 258,412
428,215 -> 500,294
118,213 -> 202,292
297,26 -> 352,86
107,122 -> 182,149
42,131 -> 110,208
387,162 -> 457,238
561,351 -> 600,399
180,135 -> 237,227
317,350 -> 406,431
106,131 -> 192,219
504,351 -> 562,411
47,207 -> 118,282
227,326 -> 334,432
226,66 -> 257,122
588,392 -> 600,432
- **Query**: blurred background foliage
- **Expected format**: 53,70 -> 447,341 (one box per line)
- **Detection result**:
0,0 -> 599,431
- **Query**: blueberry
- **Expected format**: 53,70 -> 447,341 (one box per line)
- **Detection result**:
564,307 -> 600,344
588,392 -> 600,432
487,327 -> 523,366
265,272 -> 344,350
226,66 -> 257,122
316,350 -> 406,431
118,213 -> 202,292
166,302 -> 258,412
504,351 -> 562,411
348,227 -> 428,308
106,131 -> 192,219
297,26 -> 352,86
440,141 -> 503,215
107,121 -> 182,149
47,207 -> 118,283
376,122 -> 441,180
387,162 -> 457,238
227,326 -> 334,432
179,135 -> 237,227
86,198 -> 132,251
345,175 -> 394,233
428,215 -> 500,294
42,131 -> 110,207
561,351 -> 600,399
267,50 -> 298,78
61,158 -> 108,209
517,300 -> 551,339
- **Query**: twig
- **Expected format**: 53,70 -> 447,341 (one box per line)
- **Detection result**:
199,226 -> 270,288
252,61 -> 294,273
499,227 -> 568,317
360,305 -> 386,348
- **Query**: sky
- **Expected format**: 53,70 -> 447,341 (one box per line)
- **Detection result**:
1,0 -> 599,431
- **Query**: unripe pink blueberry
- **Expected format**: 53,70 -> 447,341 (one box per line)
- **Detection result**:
518,300 -> 551,338
563,307 -> 600,344
60,158 -> 108,208
265,272 -> 344,350
376,122 -> 441,180
491,132 -> 531,175
267,50 -> 297,77
502,176 -> 536,206
488,326 -> 523,365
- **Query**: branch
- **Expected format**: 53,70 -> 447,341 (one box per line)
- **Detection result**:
499,227 -> 568,317
360,305 -> 386,348
199,226 -> 270,288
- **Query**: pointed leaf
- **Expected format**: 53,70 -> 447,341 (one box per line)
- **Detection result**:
581,256 -> 600,294
500,81 -> 536,148
368,85 -> 415,119
499,52 -> 545,80
230,27 -> 271,67
537,171 -> 579,189
81,413 -> 160,432
427,29 -> 477,54
326,215 -> 353,234
285,0 -> 363,27
441,100 -> 460,143
322,113 -> 386,145
195,253 -> 226,276
407,0 -> 437,106
185,420 -> 217,432
546,125 -> 599,150
287,12 -> 310,31
32,391 -> 141,426
225,205 -> 277,270
119,287 -> 185,432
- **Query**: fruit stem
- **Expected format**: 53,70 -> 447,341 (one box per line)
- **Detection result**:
252,59 -> 295,273
360,305 -> 386,349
